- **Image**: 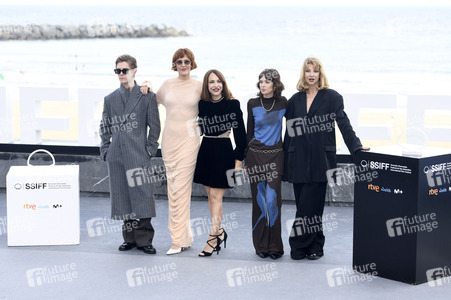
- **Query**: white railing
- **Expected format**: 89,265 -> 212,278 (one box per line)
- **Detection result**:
1,85 -> 451,150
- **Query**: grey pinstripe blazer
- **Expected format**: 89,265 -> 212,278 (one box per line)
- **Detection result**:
99,82 -> 160,220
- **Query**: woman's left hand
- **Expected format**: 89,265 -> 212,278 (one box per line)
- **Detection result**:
235,160 -> 243,170
361,146 -> 370,151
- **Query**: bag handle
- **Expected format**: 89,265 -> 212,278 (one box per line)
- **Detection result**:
27,149 -> 56,166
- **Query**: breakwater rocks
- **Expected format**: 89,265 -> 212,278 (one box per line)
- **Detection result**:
0,24 -> 189,40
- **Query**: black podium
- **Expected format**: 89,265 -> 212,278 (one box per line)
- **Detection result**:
353,148 -> 451,285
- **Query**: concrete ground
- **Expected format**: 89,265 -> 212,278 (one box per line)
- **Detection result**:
0,190 -> 449,300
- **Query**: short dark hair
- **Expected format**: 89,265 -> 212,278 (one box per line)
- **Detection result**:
256,69 -> 285,99
171,48 -> 197,71
115,54 -> 137,69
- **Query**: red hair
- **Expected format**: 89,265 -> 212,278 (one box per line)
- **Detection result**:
171,48 -> 197,71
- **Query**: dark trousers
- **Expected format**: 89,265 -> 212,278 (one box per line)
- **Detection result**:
122,218 -> 154,247
289,183 -> 327,256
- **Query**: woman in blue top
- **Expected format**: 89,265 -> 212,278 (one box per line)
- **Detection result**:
245,69 -> 287,260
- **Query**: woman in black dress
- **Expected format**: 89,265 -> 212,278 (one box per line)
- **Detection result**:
245,69 -> 287,259
283,57 -> 369,260
193,69 -> 246,257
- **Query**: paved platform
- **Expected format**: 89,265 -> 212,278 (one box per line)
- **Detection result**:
0,190 -> 449,300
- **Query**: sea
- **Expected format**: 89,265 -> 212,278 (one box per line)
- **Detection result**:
1,4 -> 451,101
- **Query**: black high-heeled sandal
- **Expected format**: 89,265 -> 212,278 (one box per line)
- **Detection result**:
217,228 -> 228,249
198,234 -> 221,257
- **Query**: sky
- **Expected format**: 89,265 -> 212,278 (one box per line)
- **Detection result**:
7,0 -> 451,6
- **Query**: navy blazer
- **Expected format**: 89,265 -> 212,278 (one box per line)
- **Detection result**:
283,89 -> 362,183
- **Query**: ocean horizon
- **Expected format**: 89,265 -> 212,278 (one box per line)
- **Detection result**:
1,5 -> 450,99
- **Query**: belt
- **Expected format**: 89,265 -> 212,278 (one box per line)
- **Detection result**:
248,147 -> 283,154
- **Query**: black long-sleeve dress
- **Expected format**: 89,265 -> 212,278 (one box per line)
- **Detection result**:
194,98 -> 246,188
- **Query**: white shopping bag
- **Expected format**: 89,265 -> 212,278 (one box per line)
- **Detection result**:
6,149 -> 80,246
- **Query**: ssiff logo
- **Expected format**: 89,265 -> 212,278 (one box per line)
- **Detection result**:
426,267 -> 451,287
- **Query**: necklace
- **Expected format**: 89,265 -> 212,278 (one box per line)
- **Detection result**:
260,97 -> 275,112
211,96 -> 224,103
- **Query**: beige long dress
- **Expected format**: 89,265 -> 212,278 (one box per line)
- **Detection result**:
156,77 -> 202,247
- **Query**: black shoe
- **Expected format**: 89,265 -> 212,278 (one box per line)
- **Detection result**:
269,252 -> 283,260
137,245 -> 157,254
217,228 -> 228,249
199,234 -> 221,257
257,252 -> 269,258
307,252 -> 323,260
118,242 -> 137,251
290,252 -> 306,260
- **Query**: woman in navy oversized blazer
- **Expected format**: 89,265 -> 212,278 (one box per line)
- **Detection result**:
283,57 -> 368,260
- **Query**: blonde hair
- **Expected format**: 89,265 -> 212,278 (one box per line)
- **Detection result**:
296,57 -> 329,92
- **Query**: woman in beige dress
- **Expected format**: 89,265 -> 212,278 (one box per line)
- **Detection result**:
144,48 -> 202,255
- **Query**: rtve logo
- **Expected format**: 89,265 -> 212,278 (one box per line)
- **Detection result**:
429,188 -> 439,196
367,183 -> 380,192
